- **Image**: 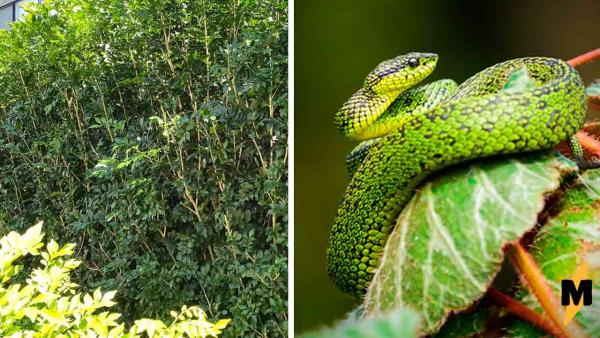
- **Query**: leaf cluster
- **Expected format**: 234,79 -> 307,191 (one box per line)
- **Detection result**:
0,222 -> 230,337
0,0 -> 287,336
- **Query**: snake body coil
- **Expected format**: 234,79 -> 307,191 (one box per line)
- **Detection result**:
327,52 -> 587,297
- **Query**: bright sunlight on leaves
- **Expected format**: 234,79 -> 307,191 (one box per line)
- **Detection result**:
0,222 -> 229,337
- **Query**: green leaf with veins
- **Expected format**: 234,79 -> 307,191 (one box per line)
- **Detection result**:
300,307 -> 420,338
362,152 -> 576,334
507,168 -> 600,337
433,308 -> 492,338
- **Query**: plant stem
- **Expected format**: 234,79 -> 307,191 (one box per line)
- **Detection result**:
575,131 -> 600,157
488,287 -> 563,337
589,95 -> 600,112
558,129 -> 600,159
567,48 -> 600,67
508,242 -> 588,338
568,48 -> 600,111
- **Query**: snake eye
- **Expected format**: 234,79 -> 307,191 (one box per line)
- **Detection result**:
407,58 -> 419,68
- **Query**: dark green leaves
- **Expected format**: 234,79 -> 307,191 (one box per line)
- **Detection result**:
0,0 -> 287,337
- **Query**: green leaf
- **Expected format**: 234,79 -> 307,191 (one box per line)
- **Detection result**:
363,152 -> 576,334
506,320 -> 547,338
433,308 -> 492,338
300,307 -> 420,338
44,101 -> 55,114
22,221 -> 44,255
502,68 -> 536,92
39,308 -> 66,324
585,80 -> 600,96
0,223 -> 229,336
507,168 -> 600,336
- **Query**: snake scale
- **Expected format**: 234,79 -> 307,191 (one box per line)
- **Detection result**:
327,52 -> 587,297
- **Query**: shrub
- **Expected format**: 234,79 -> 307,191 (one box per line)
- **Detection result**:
0,0 -> 287,336
0,222 -> 230,337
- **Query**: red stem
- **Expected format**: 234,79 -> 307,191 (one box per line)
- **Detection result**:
508,243 -> 588,338
576,131 -> 600,157
488,287 -> 563,337
567,48 -> 600,67
552,48 -> 600,158
589,96 -> 600,112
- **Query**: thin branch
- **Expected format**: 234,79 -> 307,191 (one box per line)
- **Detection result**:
508,242 -> 588,338
488,287 -> 563,337
567,48 -> 600,67
568,48 -> 600,121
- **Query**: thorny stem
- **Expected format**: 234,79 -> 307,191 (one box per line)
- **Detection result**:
558,129 -> 600,160
508,242 -> 588,338
488,287 -> 563,337
575,131 -> 600,157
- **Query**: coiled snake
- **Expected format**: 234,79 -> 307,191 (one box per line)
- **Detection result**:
327,52 -> 587,297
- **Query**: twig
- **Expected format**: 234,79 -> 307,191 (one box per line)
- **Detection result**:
508,242 -> 588,338
567,48 -> 600,67
488,287 -> 563,337
552,48 -> 600,159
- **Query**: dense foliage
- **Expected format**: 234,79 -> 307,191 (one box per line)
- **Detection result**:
0,0 -> 288,336
1,222 -> 229,337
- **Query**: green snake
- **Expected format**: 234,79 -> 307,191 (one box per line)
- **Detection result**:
327,52 -> 587,297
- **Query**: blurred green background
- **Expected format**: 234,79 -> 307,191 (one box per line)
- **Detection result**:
295,0 -> 600,334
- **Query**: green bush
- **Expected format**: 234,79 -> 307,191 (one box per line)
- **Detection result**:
0,222 -> 230,337
0,0 -> 287,336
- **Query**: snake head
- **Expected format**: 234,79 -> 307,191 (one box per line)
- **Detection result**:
365,52 -> 438,95
335,53 -> 438,140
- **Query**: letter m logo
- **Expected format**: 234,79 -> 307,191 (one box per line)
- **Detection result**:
561,280 -> 592,306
